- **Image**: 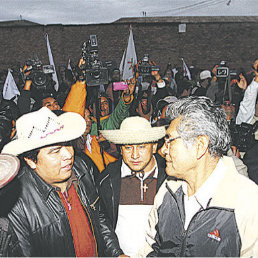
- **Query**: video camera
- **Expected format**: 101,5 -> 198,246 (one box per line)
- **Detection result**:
23,56 -> 55,98
81,35 -> 115,87
216,61 -> 240,81
229,121 -> 258,152
137,54 -> 160,76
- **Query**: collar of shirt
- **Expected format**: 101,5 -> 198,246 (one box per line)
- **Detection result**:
121,156 -> 158,180
86,134 -> 93,153
54,172 -> 78,193
182,158 -> 226,209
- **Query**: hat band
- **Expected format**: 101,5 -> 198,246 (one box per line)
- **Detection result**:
40,125 -> 64,139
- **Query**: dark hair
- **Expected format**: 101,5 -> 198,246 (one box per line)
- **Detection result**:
32,93 -> 58,111
19,148 -> 41,163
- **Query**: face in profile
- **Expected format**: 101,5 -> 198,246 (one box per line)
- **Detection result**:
25,145 -> 74,189
161,117 -> 197,180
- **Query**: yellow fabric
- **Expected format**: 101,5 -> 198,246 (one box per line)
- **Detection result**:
84,136 -> 117,172
62,81 -> 87,117
62,80 -> 116,172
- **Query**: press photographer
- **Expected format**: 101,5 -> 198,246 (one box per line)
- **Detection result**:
17,57 -> 58,115
80,35 -> 115,87
21,57 -> 56,100
135,54 -> 160,92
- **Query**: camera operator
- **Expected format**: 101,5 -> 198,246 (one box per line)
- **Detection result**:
132,55 -> 171,122
17,60 -> 58,114
235,59 -> 258,125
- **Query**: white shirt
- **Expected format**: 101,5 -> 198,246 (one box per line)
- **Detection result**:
182,159 -> 226,229
236,79 -> 258,125
115,159 -> 158,257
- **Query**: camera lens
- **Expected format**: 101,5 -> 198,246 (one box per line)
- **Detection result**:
93,70 -> 100,79
33,71 -> 47,86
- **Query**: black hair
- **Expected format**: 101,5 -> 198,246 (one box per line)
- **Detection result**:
32,92 -> 58,111
19,148 -> 41,163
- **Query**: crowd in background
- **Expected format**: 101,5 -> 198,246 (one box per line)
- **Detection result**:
0,55 -> 257,174
0,50 -> 257,256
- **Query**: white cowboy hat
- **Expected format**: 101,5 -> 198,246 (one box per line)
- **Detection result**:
1,107 -> 86,156
0,154 -> 20,188
100,116 -> 165,145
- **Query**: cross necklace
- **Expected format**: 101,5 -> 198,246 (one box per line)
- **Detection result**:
136,169 -> 156,201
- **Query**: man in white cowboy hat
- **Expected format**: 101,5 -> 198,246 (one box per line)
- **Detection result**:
97,116 -> 167,257
1,107 -> 123,257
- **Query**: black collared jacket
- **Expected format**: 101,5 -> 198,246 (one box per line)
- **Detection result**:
7,153 -> 121,257
96,153 -> 167,256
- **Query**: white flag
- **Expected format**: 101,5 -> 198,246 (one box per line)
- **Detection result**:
121,26 -> 137,80
119,50 -> 125,77
182,58 -> 192,80
67,58 -> 72,71
46,33 -> 59,91
3,70 -> 20,100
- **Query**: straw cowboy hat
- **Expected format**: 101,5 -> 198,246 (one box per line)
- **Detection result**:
0,154 -> 20,188
100,116 -> 166,145
1,107 -> 86,156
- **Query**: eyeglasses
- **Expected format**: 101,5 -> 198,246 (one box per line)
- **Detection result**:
164,135 -> 181,148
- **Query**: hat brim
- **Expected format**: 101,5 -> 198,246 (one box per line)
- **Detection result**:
100,126 -> 166,145
0,154 -> 20,188
2,112 -> 86,156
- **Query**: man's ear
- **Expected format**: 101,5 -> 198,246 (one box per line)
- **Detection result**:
24,157 -> 37,170
196,135 -> 209,160
152,143 -> 158,154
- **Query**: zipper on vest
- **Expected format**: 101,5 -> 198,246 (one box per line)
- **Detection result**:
90,196 -> 99,211
166,183 -> 185,227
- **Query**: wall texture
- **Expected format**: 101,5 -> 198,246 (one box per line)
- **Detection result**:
1,16 -> 258,77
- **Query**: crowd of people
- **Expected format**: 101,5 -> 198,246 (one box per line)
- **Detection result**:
0,53 -> 257,257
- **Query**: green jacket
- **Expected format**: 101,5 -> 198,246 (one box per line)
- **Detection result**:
90,97 -> 131,136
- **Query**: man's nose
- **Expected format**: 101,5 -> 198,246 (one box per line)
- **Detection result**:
160,143 -> 168,156
131,146 -> 140,159
61,146 -> 73,159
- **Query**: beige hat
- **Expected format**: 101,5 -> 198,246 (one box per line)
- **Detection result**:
0,154 -> 19,188
100,116 -> 165,145
1,107 -> 86,156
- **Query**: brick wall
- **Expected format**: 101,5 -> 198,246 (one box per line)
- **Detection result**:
0,20 -> 258,77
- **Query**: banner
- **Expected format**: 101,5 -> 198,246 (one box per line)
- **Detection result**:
182,58 -> 192,80
3,69 -> 20,100
46,33 -> 59,91
120,25 -> 137,80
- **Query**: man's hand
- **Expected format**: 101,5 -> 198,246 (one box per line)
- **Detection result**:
78,58 -> 85,69
22,65 -> 32,90
231,73 -> 247,90
122,77 -> 136,103
151,70 -> 161,81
